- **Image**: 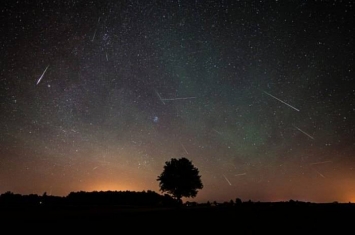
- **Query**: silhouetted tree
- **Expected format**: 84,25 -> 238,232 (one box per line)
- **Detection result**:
157,157 -> 203,203
235,198 -> 242,205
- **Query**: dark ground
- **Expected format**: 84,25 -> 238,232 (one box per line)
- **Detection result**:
1,202 -> 354,233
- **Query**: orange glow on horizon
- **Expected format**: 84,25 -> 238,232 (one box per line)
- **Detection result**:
84,182 -> 141,192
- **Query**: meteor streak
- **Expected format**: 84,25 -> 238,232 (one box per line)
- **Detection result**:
36,65 -> 49,85
161,97 -> 196,101
222,174 -> 232,186
310,161 -> 332,166
315,169 -> 325,178
263,91 -> 300,111
294,125 -> 314,140
181,143 -> 189,154
155,89 -> 165,105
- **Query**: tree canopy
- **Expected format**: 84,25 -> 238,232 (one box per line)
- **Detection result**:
157,157 -> 203,202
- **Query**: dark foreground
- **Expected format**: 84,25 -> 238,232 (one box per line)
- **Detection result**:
1,202 -> 354,233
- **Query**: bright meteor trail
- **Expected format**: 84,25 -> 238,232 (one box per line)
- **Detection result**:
36,65 -> 49,85
263,91 -> 300,112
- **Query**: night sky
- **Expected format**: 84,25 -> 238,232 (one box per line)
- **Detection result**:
1,0 -> 354,203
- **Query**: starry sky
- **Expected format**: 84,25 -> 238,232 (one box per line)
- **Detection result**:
1,0 -> 354,203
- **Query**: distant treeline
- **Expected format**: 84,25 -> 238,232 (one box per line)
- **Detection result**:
0,190 -> 179,207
